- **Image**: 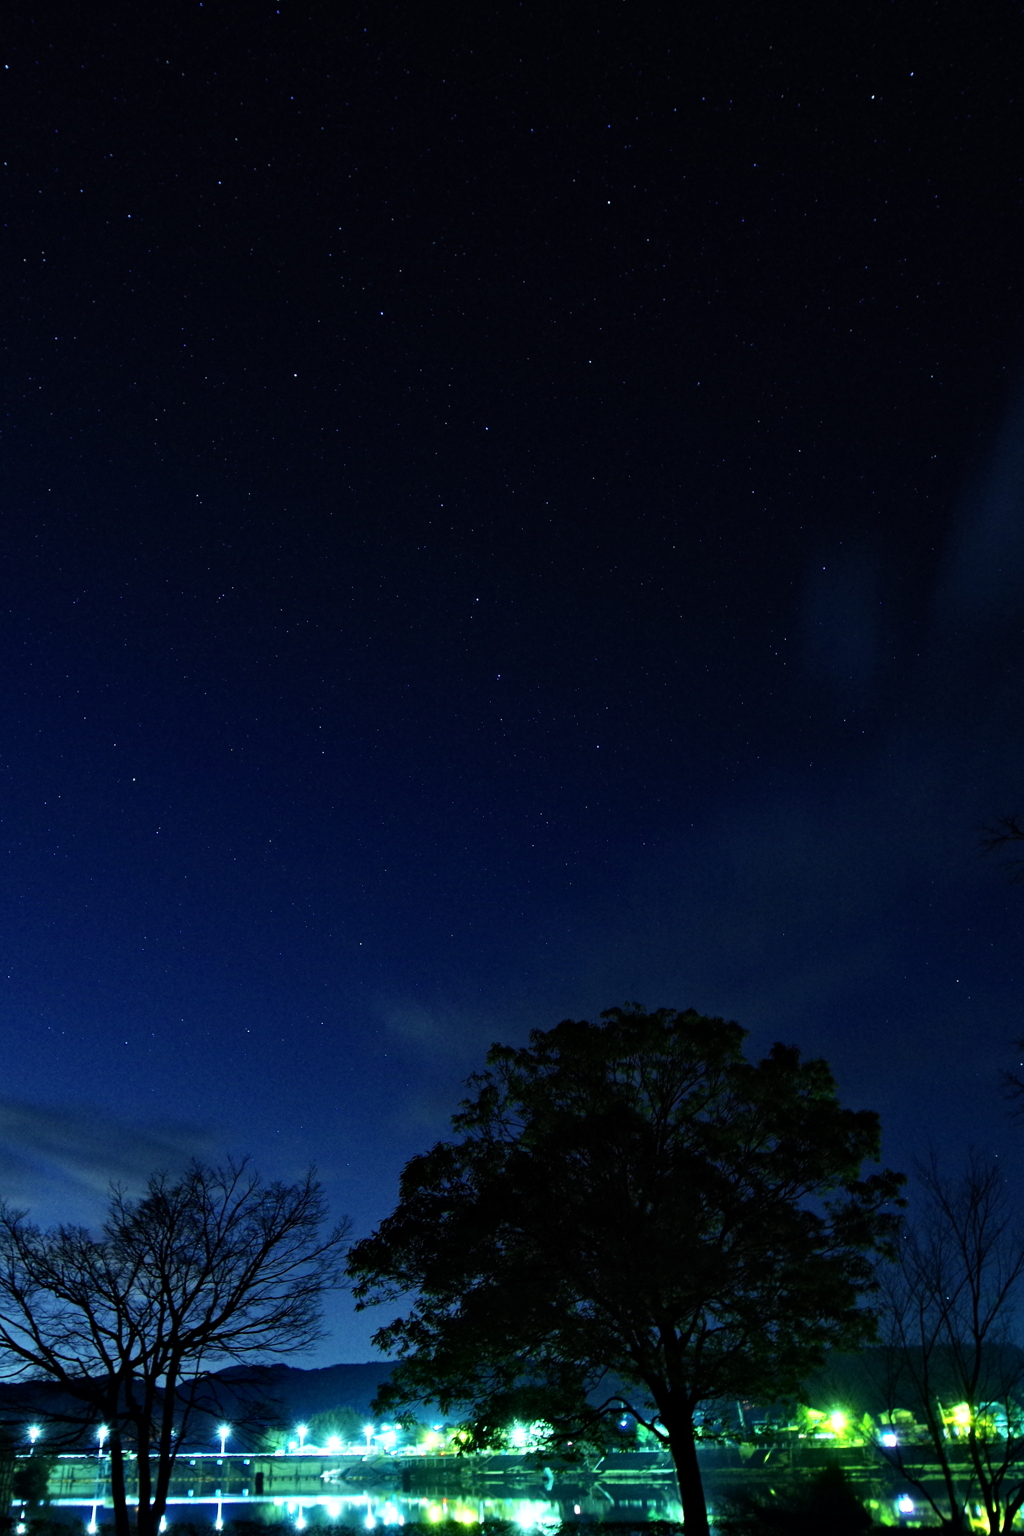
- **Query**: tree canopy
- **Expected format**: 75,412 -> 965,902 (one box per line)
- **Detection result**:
348,1004 -> 903,1536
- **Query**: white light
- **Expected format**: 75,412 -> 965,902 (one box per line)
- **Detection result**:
27,1427 -> 40,1444
218,1424 -> 231,1455
881,1431 -> 898,1448
897,1495 -> 914,1514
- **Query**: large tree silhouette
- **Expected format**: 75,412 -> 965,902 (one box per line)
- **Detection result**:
348,1004 -> 902,1536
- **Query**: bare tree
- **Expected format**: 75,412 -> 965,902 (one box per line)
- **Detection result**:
872,1154 -> 1024,1534
981,815 -> 1024,878
0,1159 -> 349,1536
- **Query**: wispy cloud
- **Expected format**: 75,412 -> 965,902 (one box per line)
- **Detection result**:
368,386 -> 1024,1180
0,1099 -> 213,1224
939,389 -> 1024,620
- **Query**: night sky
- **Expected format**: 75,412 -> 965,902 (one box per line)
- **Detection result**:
2,3 -> 1023,1359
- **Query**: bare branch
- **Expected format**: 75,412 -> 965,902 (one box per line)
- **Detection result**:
0,1159 -> 348,1536
981,815 -> 1024,880
872,1153 -> 1024,1534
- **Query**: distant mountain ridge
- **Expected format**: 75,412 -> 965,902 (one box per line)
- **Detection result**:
0,1363 -> 404,1451
217,1361 -> 398,1420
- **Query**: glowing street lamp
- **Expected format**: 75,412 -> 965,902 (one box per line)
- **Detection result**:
217,1424 -> 231,1457
27,1427 -> 41,1455
363,1424 -> 375,1450
94,1427 -> 109,1515
296,1424 -> 308,1453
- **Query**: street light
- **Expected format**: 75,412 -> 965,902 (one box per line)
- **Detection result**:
27,1427 -> 41,1455
296,1424 -> 308,1453
93,1426 -> 109,1519
363,1424 -> 375,1451
217,1424 -> 231,1457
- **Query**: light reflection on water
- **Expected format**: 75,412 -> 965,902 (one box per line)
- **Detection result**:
56,1488 -> 683,1533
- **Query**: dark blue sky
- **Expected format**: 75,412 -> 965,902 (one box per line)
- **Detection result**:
1,1 -> 1023,1358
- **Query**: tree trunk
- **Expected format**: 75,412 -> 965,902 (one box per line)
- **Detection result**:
108,1434 -> 131,1536
664,1414 -> 709,1536
137,1445 -> 153,1536
930,1441 -> 969,1532
152,1380 -> 180,1533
